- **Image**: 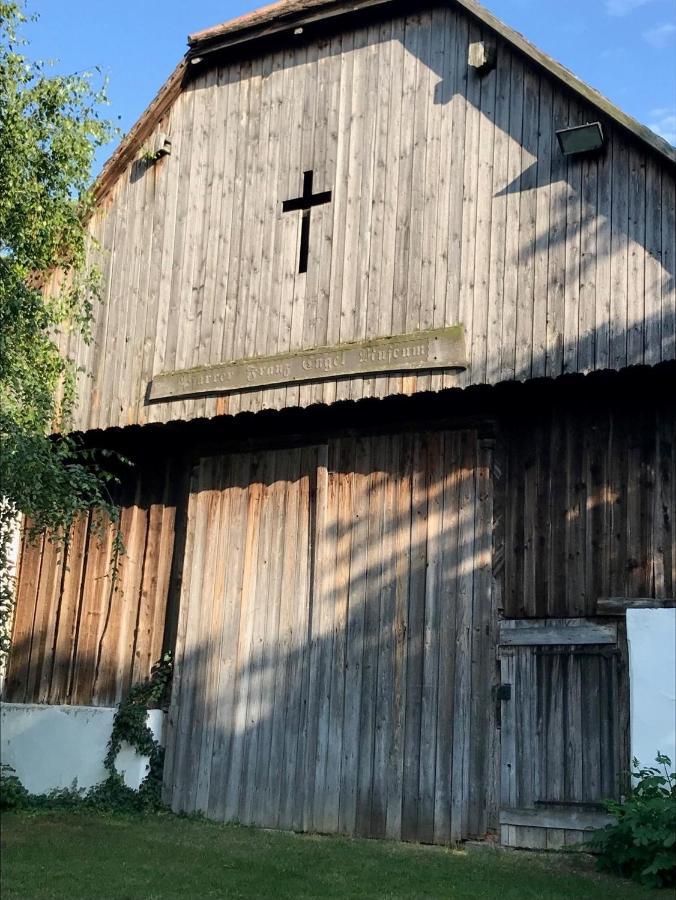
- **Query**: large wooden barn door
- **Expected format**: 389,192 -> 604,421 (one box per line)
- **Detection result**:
498,618 -> 629,848
164,430 -> 497,844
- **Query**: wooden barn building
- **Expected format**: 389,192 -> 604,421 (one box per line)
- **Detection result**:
3,0 -> 675,849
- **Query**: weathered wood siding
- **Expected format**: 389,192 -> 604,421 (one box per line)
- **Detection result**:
500,400 -> 675,618
164,429 -> 498,842
3,461 -> 183,706
60,4 -> 675,432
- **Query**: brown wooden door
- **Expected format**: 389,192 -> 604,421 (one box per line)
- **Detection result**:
164,430 -> 496,844
498,618 -> 630,848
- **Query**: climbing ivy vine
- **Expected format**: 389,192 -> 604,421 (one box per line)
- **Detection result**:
104,652 -> 174,807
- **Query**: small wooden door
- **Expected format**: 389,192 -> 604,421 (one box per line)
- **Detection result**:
498,618 -> 629,848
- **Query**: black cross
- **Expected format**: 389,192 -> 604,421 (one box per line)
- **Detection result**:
282,170 -> 332,274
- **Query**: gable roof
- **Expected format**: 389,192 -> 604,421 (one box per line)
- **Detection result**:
94,0 -> 675,204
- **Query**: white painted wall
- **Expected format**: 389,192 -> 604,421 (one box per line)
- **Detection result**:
0,702 -> 165,795
626,608 -> 676,770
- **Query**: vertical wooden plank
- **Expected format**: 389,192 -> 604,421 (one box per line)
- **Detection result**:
304,444 -> 331,832
595,126 -> 612,370
288,447 -> 316,832
371,436 -> 398,838
253,452 -> 292,825
69,517 -> 114,705
644,158 -> 662,367
469,435 -> 495,836
219,59 -> 253,373
261,451 -> 299,826
499,651 -> 516,845
378,19 -> 405,401
578,150 -> 599,373
207,453 -> 251,821
546,91 -> 569,377
192,458 -> 229,815
458,22 -> 481,389
531,78 -> 552,380
32,537 -> 66,703
610,134 -> 629,370
335,27 -> 368,403
209,65 -> 241,371
627,148 -> 646,366
401,433 -> 428,841
170,458 -> 215,812
431,7 -> 457,394
363,19 -> 394,400
355,437 -> 388,836
471,36 -> 497,385
402,11 -> 432,397
390,13 -> 419,365
238,452 -> 273,824
323,439 -> 355,832
148,91 -> 187,426
661,174 -> 675,362
338,436 -> 371,835
417,432 -> 443,843
515,67 -> 538,380
49,516 -> 90,703
486,45 -> 511,386
3,531 -> 45,701
311,35 -> 342,404
163,462 -> 199,807
96,171 -> 130,429
563,103 -> 583,374
451,432 -> 476,840
299,39 -> 329,408
433,431 -> 460,844
348,21 -> 381,403
500,56 -> 524,382
442,10 -> 468,364
385,432 -> 413,840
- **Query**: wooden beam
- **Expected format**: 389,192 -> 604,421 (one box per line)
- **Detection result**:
499,618 -> 617,645
597,597 -> 676,615
500,806 -> 614,831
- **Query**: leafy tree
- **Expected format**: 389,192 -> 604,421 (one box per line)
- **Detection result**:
0,2 -> 119,662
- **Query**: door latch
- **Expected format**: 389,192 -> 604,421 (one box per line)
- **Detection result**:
496,683 -> 512,701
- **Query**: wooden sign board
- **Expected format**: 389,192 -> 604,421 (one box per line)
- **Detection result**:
149,325 -> 467,402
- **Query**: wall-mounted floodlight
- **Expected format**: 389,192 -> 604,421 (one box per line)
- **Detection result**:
556,122 -> 605,156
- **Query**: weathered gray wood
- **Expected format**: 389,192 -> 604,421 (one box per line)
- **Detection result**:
56,7 -> 674,432
499,619 -> 617,645
597,597 -> 676,613
499,625 -> 629,849
162,428 -> 494,845
500,806 -> 614,830
503,407 -> 675,618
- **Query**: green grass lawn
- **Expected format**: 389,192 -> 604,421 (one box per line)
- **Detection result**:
0,810 -> 665,900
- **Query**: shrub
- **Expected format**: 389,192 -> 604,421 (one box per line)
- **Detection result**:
589,753 -> 676,888
0,764 -> 30,810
